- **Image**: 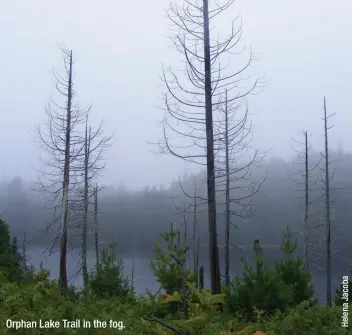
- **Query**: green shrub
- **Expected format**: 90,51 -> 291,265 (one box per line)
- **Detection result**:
274,227 -> 315,306
149,224 -> 197,318
0,220 -> 348,335
88,244 -> 131,299
226,227 -> 315,319
150,223 -> 197,295
142,282 -> 226,335
232,300 -> 351,335
0,218 -> 23,283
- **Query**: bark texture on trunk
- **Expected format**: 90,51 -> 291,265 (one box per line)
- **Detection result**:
224,89 -> 231,286
59,50 -> 73,294
323,97 -> 332,307
82,120 -> 90,288
303,131 -> 309,272
203,0 -> 221,294
94,185 -> 99,265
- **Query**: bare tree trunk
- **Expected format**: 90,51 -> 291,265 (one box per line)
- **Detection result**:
196,222 -> 200,288
224,89 -> 230,286
94,184 -> 99,265
160,0 -> 260,295
203,0 -> 221,295
289,129 -> 321,273
131,245 -> 135,292
199,265 -> 204,290
177,229 -> 181,319
59,50 -> 73,293
182,261 -> 188,320
170,222 -> 175,251
323,97 -> 332,307
161,0 -> 258,295
183,204 -> 187,247
36,47 -> 96,293
22,232 -> 27,273
82,119 -> 90,288
193,182 -> 197,273
303,131 -> 309,272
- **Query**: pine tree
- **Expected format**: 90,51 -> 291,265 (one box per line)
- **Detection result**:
0,219 -> 23,282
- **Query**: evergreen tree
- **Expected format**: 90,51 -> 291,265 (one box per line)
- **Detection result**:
227,227 -> 315,319
89,243 -> 130,299
0,218 -> 23,282
150,223 -> 197,295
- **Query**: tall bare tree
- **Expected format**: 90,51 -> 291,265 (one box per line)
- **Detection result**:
171,176 -> 207,282
94,183 -> 99,265
81,119 -> 91,287
288,130 -> 320,272
21,232 -> 28,274
303,131 -> 310,272
157,0 -> 262,294
214,90 -> 265,285
321,97 -> 335,307
75,115 -> 113,287
35,46 -> 87,293
192,182 -> 200,275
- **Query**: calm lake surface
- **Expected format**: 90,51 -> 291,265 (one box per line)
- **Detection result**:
28,245 -> 348,305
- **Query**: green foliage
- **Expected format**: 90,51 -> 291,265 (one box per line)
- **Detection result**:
280,226 -> 298,255
0,269 -> 349,335
142,295 -> 350,335
275,228 -> 315,306
0,221 -> 348,335
234,301 -> 351,335
0,269 -> 147,334
149,224 -> 198,319
226,228 -> 315,319
150,225 -> 197,296
142,282 -> 226,335
0,218 -> 23,283
88,243 -> 131,299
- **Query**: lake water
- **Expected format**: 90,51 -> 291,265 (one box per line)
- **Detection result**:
27,245 -> 348,305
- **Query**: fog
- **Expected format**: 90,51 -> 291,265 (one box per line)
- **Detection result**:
1,152 -> 351,304
0,1 -> 351,307
0,0 -> 351,189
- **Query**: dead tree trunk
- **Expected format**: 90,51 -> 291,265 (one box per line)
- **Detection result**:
183,205 -> 187,248
323,97 -> 332,307
22,232 -> 27,273
160,0 -> 261,295
59,50 -> 73,293
288,129 -> 320,273
94,184 -> 99,265
199,265 -> 204,290
203,0 -> 221,295
196,224 -> 200,289
193,183 -> 198,273
303,131 -> 309,272
35,46 -> 91,294
82,119 -> 91,288
224,89 -> 231,286
131,245 -> 135,292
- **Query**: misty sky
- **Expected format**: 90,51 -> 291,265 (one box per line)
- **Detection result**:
0,0 -> 351,190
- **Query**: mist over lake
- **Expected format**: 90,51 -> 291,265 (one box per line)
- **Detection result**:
28,244 -> 348,305
2,151 -> 351,307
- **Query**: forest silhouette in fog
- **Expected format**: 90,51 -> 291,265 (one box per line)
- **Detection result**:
1,150 -> 351,263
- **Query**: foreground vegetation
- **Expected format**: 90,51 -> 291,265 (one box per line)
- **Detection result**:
0,219 -> 351,334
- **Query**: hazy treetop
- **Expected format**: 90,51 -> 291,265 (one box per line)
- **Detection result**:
0,0 -> 351,189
